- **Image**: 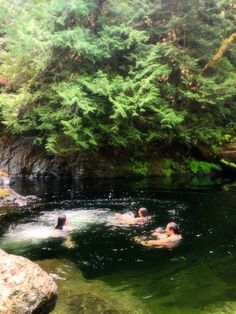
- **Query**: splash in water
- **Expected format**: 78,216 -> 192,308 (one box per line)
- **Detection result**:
0,209 -> 113,249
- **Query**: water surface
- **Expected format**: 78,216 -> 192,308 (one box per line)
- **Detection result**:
1,176 -> 236,313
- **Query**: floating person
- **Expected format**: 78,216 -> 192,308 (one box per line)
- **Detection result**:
54,214 -> 72,232
112,207 -> 150,225
135,222 -> 182,248
54,214 -> 76,248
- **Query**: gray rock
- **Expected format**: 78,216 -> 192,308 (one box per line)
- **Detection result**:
0,249 -> 57,314
0,176 -> 10,186
0,188 -> 39,208
0,135 -> 129,178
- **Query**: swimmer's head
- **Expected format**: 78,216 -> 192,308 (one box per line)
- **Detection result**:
138,207 -> 148,217
55,214 -> 67,230
166,222 -> 181,235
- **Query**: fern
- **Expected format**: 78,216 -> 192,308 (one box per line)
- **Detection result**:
0,0 -> 235,157
187,159 -> 221,174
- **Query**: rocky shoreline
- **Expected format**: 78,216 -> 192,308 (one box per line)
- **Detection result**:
0,187 -> 38,208
0,170 -> 38,208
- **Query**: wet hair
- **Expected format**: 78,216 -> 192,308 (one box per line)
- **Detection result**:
168,222 -> 181,235
138,207 -> 148,217
55,214 -> 66,230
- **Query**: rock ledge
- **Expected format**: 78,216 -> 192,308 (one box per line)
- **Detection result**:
0,188 -> 38,208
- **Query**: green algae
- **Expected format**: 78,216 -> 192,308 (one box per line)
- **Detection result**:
37,256 -> 236,314
37,259 -> 149,314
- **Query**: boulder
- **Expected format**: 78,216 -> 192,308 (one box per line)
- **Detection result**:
0,249 -> 57,314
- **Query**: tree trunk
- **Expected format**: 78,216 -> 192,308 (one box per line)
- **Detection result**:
204,33 -> 236,71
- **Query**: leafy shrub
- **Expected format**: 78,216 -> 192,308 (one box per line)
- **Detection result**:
0,0 -> 235,158
155,158 -> 184,177
187,159 -> 221,174
130,160 -> 150,176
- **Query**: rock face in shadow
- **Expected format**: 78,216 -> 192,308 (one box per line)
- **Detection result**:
0,135 -> 133,178
1,134 -> 230,178
0,250 -> 57,314
0,135 -> 58,178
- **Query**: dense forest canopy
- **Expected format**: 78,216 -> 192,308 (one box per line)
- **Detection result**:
0,0 -> 235,156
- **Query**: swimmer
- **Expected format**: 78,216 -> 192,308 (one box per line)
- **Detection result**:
54,214 -> 71,232
151,226 -> 167,239
136,222 -> 182,248
114,207 -> 150,225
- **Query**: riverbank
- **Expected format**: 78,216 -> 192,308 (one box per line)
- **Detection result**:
1,135 -> 236,179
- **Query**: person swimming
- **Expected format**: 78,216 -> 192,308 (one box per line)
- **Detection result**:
54,214 -> 71,232
113,207 -> 150,225
136,222 -> 182,248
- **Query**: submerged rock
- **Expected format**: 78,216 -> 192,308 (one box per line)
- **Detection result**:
0,249 -> 57,314
67,292 -> 134,314
37,259 -> 147,314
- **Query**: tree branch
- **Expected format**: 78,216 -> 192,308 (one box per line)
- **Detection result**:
204,33 -> 236,71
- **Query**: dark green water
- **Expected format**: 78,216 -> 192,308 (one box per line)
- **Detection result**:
1,176 -> 236,313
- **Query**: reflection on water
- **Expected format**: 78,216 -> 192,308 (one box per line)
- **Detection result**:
1,177 -> 236,313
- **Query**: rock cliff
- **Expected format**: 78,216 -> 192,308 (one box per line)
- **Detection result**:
0,135 -> 131,178
0,134 -> 235,178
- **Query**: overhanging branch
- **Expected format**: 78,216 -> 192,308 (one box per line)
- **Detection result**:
204,33 -> 236,71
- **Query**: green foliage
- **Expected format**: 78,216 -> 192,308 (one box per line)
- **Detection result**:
155,158 -> 183,177
0,0 -> 235,157
187,159 -> 222,174
130,159 -> 150,177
